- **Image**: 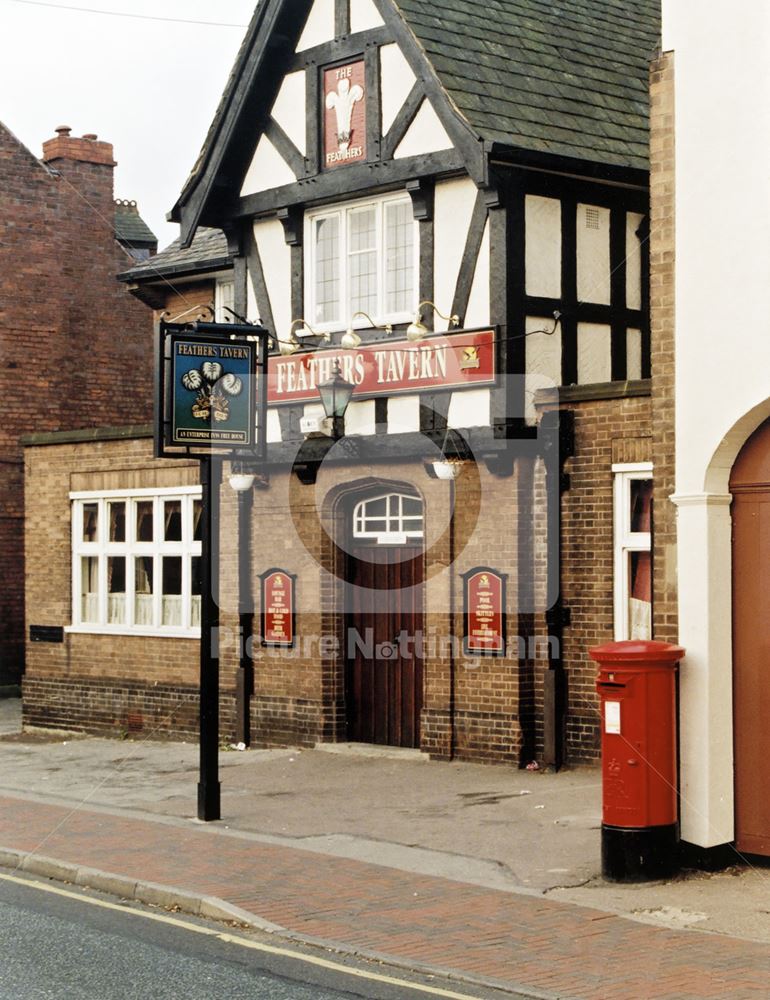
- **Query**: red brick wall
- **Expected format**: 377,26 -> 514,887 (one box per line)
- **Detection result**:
535,392 -> 653,762
0,125 -> 154,683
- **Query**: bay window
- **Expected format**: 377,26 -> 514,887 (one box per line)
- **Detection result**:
70,487 -> 202,636
306,193 -> 417,330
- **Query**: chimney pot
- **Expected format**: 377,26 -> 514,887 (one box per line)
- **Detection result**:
83,133 -> 98,141
55,125 -> 72,137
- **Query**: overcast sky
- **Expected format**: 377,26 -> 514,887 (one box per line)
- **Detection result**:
0,0 -> 257,248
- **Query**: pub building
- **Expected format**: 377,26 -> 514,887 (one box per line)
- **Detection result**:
23,0 -> 662,768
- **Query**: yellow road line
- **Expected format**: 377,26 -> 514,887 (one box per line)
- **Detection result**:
0,871 -> 483,999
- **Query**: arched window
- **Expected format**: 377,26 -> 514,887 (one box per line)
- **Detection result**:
352,492 -> 424,543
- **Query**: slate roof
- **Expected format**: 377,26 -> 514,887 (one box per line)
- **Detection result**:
114,201 -> 157,248
119,227 -> 232,281
394,0 -> 660,170
171,0 -> 660,241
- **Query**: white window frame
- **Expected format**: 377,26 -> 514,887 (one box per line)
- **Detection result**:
214,276 -> 235,323
612,463 -> 653,641
68,486 -> 202,638
352,492 -> 424,545
304,192 -> 418,334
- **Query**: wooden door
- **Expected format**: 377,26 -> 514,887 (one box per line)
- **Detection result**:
345,544 -> 424,747
732,418 -> 770,855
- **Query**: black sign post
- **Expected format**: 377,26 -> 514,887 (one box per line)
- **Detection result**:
156,318 -> 269,822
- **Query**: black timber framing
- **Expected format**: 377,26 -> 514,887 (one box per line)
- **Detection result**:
451,188 -> 488,326
610,207 -> 628,381
639,215 -> 651,380
365,45 -> 382,162
334,0 -> 350,38
287,27 -> 391,72
560,197 -> 579,387
237,151 -> 466,218
264,118 -> 305,178
381,82 -> 423,161
245,226 -> 276,335
305,65 -> 321,176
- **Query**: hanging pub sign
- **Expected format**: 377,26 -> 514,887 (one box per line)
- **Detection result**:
323,60 -> 366,168
462,567 -> 507,656
260,569 -> 296,648
156,319 -> 269,460
170,334 -> 256,446
269,329 -> 496,405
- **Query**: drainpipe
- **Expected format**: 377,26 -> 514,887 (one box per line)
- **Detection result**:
235,484 -> 254,746
541,409 -> 574,771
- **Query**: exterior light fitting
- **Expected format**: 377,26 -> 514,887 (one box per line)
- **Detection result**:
229,472 -> 256,492
278,318 -> 332,356
228,461 -> 257,492
406,301 -> 461,342
341,311 -> 393,350
318,361 -> 356,439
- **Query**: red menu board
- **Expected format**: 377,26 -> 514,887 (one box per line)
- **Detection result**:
462,568 -> 507,656
260,569 -> 296,648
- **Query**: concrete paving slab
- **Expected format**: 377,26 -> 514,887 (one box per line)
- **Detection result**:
0,697 -> 21,735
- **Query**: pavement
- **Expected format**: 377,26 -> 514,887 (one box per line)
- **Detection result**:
1,696 -> 770,998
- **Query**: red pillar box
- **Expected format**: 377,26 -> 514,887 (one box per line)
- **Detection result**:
589,640 -> 684,882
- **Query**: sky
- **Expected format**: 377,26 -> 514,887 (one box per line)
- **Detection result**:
0,0 -> 258,248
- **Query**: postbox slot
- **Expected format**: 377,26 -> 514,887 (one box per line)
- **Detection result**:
598,681 -> 626,689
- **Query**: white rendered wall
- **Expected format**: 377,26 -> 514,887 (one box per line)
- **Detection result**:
394,100 -> 453,159
464,219 -> 490,327
664,0 -> 770,848
253,219 -> 292,350
576,204 -> 610,305
433,177 -> 478,331
296,0 -> 334,51
380,44 -> 417,135
525,195 -> 561,299
270,72 -> 307,156
241,135 -> 296,196
350,0 -> 384,33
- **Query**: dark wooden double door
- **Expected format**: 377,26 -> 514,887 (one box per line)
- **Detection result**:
345,544 -> 424,748
732,417 -> 770,855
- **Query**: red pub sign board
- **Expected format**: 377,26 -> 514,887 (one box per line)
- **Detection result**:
323,60 -> 367,168
462,567 -> 507,656
260,569 -> 296,648
268,329 -> 496,405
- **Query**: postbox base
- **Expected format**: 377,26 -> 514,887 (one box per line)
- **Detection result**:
601,824 -> 678,882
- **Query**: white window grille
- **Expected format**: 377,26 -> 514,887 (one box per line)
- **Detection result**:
612,464 -> 653,641
69,487 -> 202,637
306,193 -> 417,331
352,492 -> 424,544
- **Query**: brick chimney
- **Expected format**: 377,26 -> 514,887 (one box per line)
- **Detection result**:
42,125 -> 116,167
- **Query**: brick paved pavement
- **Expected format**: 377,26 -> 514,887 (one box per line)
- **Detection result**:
0,794 -> 768,999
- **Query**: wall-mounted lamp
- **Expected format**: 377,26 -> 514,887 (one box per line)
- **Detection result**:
341,311 -> 393,350
318,362 -> 356,439
407,301 -> 461,343
279,318 -> 332,357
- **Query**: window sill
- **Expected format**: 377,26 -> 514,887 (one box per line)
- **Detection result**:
65,625 -> 200,640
